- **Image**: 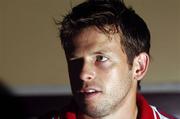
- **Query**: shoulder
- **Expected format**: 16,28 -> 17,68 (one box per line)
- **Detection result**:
38,110 -> 60,119
151,106 -> 178,119
38,100 -> 78,119
137,93 -> 177,119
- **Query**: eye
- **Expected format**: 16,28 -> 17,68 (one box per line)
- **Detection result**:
96,55 -> 109,62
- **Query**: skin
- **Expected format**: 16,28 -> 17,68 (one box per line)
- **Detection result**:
66,26 -> 149,119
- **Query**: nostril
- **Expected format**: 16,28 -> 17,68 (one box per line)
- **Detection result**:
80,71 -> 96,81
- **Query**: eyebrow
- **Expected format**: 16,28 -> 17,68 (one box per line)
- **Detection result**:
68,49 -> 114,60
91,49 -> 115,57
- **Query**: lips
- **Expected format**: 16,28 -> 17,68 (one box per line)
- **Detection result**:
80,87 -> 101,93
78,87 -> 102,100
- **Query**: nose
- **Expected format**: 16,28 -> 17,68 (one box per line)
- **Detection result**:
80,62 -> 96,82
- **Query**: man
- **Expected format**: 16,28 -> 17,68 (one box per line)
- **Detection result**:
42,0 -> 176,119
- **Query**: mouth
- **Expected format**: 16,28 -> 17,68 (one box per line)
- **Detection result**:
79,88 -> 102,100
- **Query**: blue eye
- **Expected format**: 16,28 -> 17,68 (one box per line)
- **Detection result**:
96,55 -> 108,62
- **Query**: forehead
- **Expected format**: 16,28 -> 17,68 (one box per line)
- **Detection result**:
72,26 -> 122,53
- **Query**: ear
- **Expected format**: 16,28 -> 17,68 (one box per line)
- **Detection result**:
132,52 -> 150,81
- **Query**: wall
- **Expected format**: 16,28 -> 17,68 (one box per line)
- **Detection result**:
126,0 -> 180,85
0,0 -> 4,79
0,0 -> 180,94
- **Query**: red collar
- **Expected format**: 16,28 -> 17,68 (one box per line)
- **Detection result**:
137,93 -> 155,119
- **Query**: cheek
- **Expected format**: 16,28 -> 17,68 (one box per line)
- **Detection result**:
68,63 -> 84,91
96,63 -> 121,85
97,63 -> 130,86
104,67 -> 132,98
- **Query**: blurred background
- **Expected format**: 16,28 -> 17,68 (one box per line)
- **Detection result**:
0,0 -> 180,118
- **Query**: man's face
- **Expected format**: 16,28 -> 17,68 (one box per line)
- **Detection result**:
66,27 -> 135,118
